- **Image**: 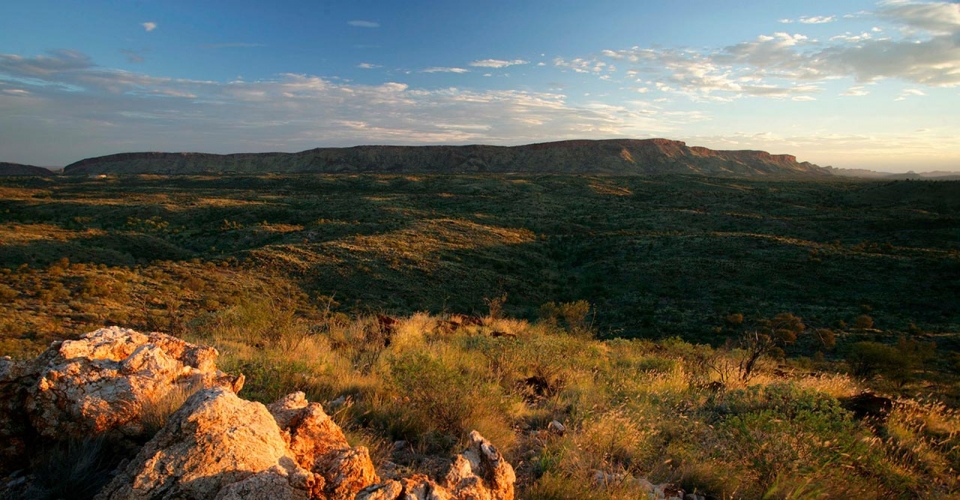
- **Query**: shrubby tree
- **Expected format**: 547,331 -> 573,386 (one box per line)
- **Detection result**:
854,314 -> 875,330
845,336 -> 936,386
539,300 -> 593,337
735,313 -> 833,381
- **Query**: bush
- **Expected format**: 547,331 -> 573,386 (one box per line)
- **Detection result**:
540,300 -> 594,338
854,314 -> 874,330
846,341 -> 902,378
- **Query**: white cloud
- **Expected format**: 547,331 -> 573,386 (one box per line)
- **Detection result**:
141,22 -> 157,32
568,4 -> 960,103
878,1 -> 960,35
0,50 -> 696,165
799,15 -> 836,24
895,88 -> 927,99
422,67 -> 469,73
347,20 -> 380,28
357,63 -> 381,69
840,85 -> 870,96
829,32 -> 873,43
469,59 -> 529,68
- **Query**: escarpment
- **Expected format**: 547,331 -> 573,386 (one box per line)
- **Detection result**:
62,139 -> 829,177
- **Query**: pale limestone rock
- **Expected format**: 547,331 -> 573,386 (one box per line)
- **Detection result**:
546,420 -> 565,436
95,387 -> 319,500
358,431 -> 516,500
268,391 -> 379,498
357,475 -> 452,500
214,466 -> 312,500
356,480 -> 405,500
24,327 -> 242,439
444,431 -> 516,500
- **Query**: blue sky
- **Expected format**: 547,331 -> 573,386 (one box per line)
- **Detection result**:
1,1 -> 958,171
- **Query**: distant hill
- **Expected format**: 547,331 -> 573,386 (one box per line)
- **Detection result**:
62,139 -> 830,177
0,162 -> 54,176
824,166 -> 960,180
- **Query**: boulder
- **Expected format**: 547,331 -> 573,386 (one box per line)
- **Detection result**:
95,387 -> 321,500
444,431 -> 515,500
268,392 -> 379,498
358,430 -> 516,500
25,327 -> 243,439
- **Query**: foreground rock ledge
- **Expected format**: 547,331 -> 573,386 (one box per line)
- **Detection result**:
0,327 -> 516,499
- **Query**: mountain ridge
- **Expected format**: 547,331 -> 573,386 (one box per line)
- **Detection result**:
61,138 -> 830,177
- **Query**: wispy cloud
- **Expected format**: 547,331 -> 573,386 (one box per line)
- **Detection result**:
120,49 -> 145,64
469,59 -> 529,68
141,22 -> 157,32
799,15 -> 836,24
779,15 -> 836,24
553,1 -> 960,103
201,43 -> 265,49
357,63 -> 381,69
840,85 -> 870,96
878,0 -> 960,35
0,50 -> 93,77
895,88 -> 927,100
347,20 -> 380,28
422,67 -> 469,73
0,50 -> 693,165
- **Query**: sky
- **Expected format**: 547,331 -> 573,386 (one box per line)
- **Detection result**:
0,1 -> 958,172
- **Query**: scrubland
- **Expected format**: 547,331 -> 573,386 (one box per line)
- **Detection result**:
1,173 -> 959,498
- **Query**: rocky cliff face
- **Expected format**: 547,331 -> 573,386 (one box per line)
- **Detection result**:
0,327 -> 516,500
62,139 -> 830,177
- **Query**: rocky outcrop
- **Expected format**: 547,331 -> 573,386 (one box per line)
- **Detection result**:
95,387 -> 325,499
268,392 -> 379,498
0,327 -> 241,472
61,139 -> 829,177
25,326 -> 243,440
358,431 -> 515,500
0,328 -> 517,500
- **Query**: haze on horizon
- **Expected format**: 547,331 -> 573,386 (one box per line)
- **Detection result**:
0,0 -> 958,173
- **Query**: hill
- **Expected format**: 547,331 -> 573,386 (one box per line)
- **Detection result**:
824,166 -> 960,180
62,139 -> 830,177
0,162 -> 53,176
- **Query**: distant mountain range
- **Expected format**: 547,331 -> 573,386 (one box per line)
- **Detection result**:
2,140 -> 956,178
0,162 -> 54,176
822,166 -> 960,180
59,139 -> 828,177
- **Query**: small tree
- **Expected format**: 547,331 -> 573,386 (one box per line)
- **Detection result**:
539,300 -> 594,337
484,293 -> 507,320
737,313 -> 806,381
854,314 -> 874,330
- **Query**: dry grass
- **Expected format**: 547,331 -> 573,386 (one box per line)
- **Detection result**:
197,309 -> 960,499
139,383 -> 203,436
